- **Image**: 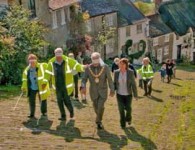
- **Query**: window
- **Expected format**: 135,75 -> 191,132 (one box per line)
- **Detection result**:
86,20 -> 92,32
137,24 -> 142,34
65,7 -> 70,22
28,0 -> 36,18
126,26 -> 131,37
60,9 -> 66,25
164,46 -> 169,55
51,11 -> 57,29
106,38 -> 114,54
153,38 -> 158,46
165,34 -> 169,42
139,42 -> 143,51
176,35 -> 180,40
107,15 -> 113,26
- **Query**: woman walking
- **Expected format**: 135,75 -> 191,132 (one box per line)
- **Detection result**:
114,58 -> 138,129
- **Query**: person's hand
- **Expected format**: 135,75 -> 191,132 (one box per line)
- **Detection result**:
109,91 -> 115,97
21,87 -> 27,93
83,64 -> 88,69
81,87 -> 86,94
42,84 -> 46,90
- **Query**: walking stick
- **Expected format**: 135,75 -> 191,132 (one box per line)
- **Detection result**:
13,92 -> 23,111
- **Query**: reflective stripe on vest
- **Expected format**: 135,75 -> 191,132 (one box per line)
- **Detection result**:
67,83 -> 74,88
141,66 -> 153,74
66,59 -> 71,73
38,64 -> 44,80
73,62 -> 79,70
39,89 -> 48,95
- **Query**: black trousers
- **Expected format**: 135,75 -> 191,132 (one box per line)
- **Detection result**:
70,74 -> 79,98
28,89 -> 47,116
143,79 -> 152,95
56,89 -> 74,119
116,94 -> 132,127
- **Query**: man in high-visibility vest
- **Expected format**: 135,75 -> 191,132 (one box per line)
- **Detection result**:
137,57 -> 154,97
43,48 -> 84,121
21,54 -> 50,118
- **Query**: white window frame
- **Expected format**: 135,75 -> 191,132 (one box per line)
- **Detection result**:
60,8 -> 66,25
153,38 -> 158,46
51,11 -> 57,29
86,20 -> 92,32
126,26 -> 131,37
165,34 -> 170,42
106,15 -> 113,26
137,24 -> 142,34
164,46 -> 169,55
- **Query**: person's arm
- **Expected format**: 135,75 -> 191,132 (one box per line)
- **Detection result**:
130,71 -> 138,98
43,62 -> 53,84
105,65 -> 115,96
68,57 -> 84,72
21,68 -> 28,92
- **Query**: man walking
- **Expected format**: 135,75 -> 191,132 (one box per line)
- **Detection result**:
44,48 -> 84,121
81,52 -> 115,129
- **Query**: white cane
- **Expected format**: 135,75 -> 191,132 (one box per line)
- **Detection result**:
13,92 -> 23,111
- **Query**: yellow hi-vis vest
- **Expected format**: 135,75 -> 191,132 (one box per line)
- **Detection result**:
44,55 -> 84,95
137,64 -> 154,80
21,63 -> 50,100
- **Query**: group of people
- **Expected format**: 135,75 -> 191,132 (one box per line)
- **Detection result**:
159,59 -> 176,83
21,48 -> 157,130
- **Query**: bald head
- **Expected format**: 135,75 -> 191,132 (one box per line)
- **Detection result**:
91,52 -> 101,65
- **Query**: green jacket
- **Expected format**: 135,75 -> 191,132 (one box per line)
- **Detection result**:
137,64 -> 154,80
44,55 -> 84,95
21,63 -> 50,100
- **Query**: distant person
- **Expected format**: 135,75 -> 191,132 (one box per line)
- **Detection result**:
159,63 -> 166,82
166,59 -> 173,83
68,53 -> 79,101
137,57 -> 154,96
111,57 -> 120,73
171,59 -> 176,78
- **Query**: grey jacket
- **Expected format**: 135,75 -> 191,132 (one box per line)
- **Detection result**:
114,69 -> 138,97
82,64 -> 115,100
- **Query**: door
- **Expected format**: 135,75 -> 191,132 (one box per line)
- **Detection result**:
177,45 -> 182,60
193,52 -> 195,64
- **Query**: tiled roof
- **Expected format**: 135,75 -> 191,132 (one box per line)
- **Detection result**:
148,14 -> 172,37
108,0 -> 146,27
81,0 -> 117,17
159,0 -> 195,36
49,0 -> 80,10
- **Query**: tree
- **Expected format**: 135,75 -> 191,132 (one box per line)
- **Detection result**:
96,17 -> 116,61
0,5 -> 47,85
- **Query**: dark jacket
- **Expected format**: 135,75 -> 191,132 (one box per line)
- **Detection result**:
129,64 -> 137,78
114,69 -> 138,97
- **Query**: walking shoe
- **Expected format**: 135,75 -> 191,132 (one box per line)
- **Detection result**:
28,115 -> 35,119
143,93 -> 147,96
127,121 -> 131,125
58,117 -> 66,121
97,123 -> 104,130
82,99 -> 87,104
70,113 -> 74,118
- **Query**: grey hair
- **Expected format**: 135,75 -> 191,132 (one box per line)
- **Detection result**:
54,48 -> 63,53
91,52 -> 101,59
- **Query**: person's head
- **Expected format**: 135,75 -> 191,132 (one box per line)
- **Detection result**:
167,59 -> 170,64
91,52 -> 101,66
114,57 -> 120,65
54,48 -> 63,61
119,58 -> 129,71
28,54 -> 37,68
78,51 -> 82,56
68,53 -> 75,59
142,57 -> 150,66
